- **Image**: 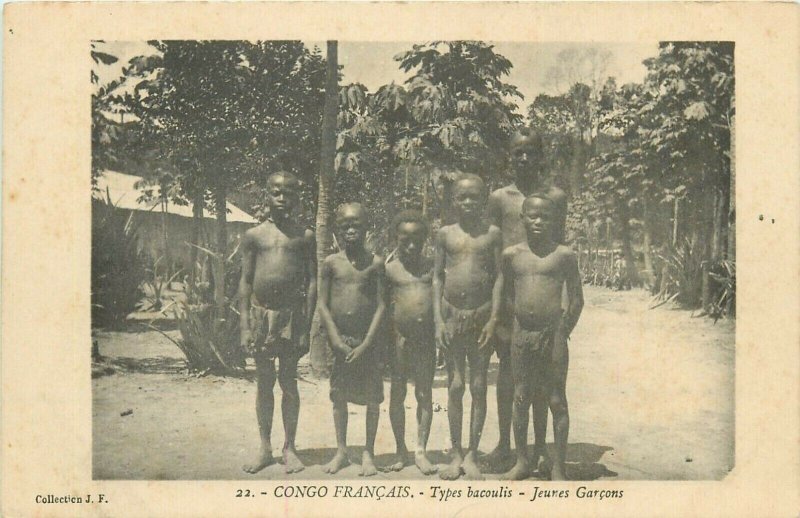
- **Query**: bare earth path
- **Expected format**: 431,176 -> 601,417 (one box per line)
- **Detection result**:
93,286 -> 734,480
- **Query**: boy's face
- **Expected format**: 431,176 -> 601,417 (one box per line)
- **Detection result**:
266,176 -> 299,217
510,139 -> 545,187
453,180 -> 485,219
336,206 -> 367,247
396,222 -> 426,262
521,197 -> 554,239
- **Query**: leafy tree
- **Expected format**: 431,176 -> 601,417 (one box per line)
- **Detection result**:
334,41 -> 524,244
639,42 -> 734,309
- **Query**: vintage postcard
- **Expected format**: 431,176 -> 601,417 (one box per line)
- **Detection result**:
2,2 -> 798,517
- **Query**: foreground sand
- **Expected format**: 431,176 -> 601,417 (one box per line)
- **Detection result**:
93,286 -> 734,480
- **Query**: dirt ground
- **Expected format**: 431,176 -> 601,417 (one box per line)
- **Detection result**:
93,286 -> 734,481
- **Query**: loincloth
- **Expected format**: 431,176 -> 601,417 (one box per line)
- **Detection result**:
329,335 -> 384,406
441,297 -> 492,345
248,300 -> 303,361
510,317 -> 569,388
391,327 -> 435,380
511,318 -> 557,355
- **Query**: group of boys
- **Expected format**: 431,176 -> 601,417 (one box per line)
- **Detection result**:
237,132 -> 584,481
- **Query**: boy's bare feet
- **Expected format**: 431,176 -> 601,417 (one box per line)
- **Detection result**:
550,463 -> 567,481
531,447 -> 552,476
359,451 -> 378,477
322,450 -> 350,474
415,452 -> 438,475
387,448 -> 411,472
500,459 -> 530,481
243,447 -> 275,474
283,447 -> 305,474
439,451 -> 464,480
463,451 -> 484,480
482,444 -> 513,469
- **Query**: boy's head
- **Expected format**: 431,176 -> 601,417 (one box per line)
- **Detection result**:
452,173 -> 486,220
521,193 -> 555,241
335,203 -> 369,248
509,131 -> 545,188
266,171 -> 300,217
393,210 -> 429,262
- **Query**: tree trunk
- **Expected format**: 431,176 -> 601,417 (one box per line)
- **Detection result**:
161,195 -> 172,278
672,197 -> 680,247
641,198 -> 655,287
727,114 -> 736,260
439,171 -> 454,225
616,200 -> 640,287
310,40 -> 339,376
213,184 -> 227,310
188,189 -> 204,301
421,168 -> 430,216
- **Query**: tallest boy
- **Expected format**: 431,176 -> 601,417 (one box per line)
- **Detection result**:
486,132 -> 568,469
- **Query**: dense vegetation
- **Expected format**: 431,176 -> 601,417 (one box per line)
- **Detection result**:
91,40 -> 734,343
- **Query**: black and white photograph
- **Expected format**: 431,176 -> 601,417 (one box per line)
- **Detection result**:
90,40 -> 736,482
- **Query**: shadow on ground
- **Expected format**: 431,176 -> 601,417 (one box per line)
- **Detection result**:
290,442 -> 615,481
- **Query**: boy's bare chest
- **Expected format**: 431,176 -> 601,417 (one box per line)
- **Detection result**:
253,226 -> 306,253
513,251 -> 564,279
445,231 -> 493,259
388,264 -> 432,289
332,259 -> 377,287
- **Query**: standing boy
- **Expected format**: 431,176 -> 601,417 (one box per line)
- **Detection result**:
385,210 -> 438,475
499,194 -> 583,481
239,171 -> 316,475
433,174 -> 503,481
318,203 -> 386,477
486,131 -> 568,469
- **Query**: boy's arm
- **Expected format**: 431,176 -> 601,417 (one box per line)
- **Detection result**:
317,259 -> 350,355
561,251 -> 584,337
303,230 -> 318,344
487,191 -> 502,228
479,228 -> 503,349
432,229 -> 449,350
350,259 -> 387,360
238,232 -> 255,348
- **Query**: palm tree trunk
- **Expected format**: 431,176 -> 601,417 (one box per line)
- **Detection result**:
188,188 -> 204,301
213,184 -> 227,311
310,40 -> 338,376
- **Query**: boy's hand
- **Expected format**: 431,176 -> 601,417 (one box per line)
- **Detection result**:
332,338 -> 352,356
240,329 -> 253,351
552,325 -> 568,365
435,320 -> 449,352
478,318 -> 497,350
297,333 -> 310,357
346,344 -> 367,363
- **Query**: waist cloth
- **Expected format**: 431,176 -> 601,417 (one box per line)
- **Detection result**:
440,297 -> 492,343
248,299 -> 303,360
511,317 -> 558,355
329,334 -> 384,405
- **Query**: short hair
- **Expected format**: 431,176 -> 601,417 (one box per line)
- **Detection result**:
335,202 -> 367,221
267,171 -> 300,188
453,173 -> 486,194
523,192 -> 555,209
510,130 -> 544,152
392,209 -> 430,237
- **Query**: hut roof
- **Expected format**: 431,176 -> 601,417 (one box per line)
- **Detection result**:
93,170 -> 258,224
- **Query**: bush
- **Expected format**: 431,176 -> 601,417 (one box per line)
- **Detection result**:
170,242 -> 246,374
91,196 -> 147,328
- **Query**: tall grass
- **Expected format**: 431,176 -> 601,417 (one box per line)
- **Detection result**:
91,194 -> 147,328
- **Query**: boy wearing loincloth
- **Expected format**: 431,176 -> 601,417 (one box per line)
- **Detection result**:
499,194 -> 583,481
385,210 -> 438,475
239,171 -> 316,475
486,131 -> 568,470
433,174 -> 503,480
318,203 -> 386,477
